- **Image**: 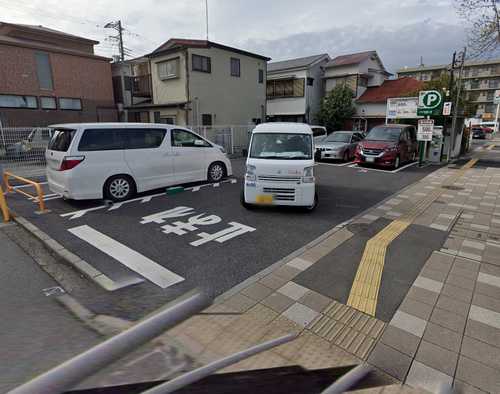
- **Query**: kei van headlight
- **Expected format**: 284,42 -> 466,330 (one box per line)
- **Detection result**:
302,166 -> 315,183
245,164 -> 256,182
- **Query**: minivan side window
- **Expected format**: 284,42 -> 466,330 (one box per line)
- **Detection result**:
78,129 -> 125,151
126,129 -> 166,149
48,129 -> 76,152
171,129 -> 211,147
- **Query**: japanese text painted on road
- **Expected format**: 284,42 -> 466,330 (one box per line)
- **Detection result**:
140,206 -> 256,247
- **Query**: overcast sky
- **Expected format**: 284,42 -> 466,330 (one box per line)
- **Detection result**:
1,0 -> 467,73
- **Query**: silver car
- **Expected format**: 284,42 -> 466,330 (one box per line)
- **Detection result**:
315,131 -> 364,161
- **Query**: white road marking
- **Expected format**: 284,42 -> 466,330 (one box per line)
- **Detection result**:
68,225 -> 184,289
349,161 -> 419,174
191,186 -> 201,192
317,161 -> 355,167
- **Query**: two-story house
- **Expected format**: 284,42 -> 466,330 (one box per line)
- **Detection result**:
131,38 -> 269,126
323,51 -> 391,99
0,21 -> 116,127
266,54 -> 330,123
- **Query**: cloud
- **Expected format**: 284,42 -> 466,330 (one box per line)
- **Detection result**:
243,21 -> 466,73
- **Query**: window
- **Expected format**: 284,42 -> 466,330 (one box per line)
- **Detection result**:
59,98 -> 82,110
78,129 -> 125,151
202,114 -> 212,126
35,52 -> 53,90
489,79 -> 500,88
160,116 -> 176,125
157,58 -> 179,80
230,57 -> 240,77
267,78 -> 305,98
307,77 -> 314,86
126,129 -> 166,149
192,54 -> 211,73
258,69 -> 264,84
0,95 -> 37,108
40,96 -> 56,109
171,129 -> 210,147
249,133 -> 312,160
485,103 -> 496,113
48,128 -> 76,152
487,91 -> 495,101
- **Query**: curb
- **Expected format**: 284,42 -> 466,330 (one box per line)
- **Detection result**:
13,215 -> 120,291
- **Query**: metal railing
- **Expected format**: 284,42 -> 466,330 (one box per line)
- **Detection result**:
190,125 -> 253,156
0,183 -> 10,222
3,171 -> 47,213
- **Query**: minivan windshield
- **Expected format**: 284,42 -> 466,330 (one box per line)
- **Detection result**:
48,128 -> 76,152
250,133 -> 312,160
324,133 -> 351,143
365,126 -> 401,142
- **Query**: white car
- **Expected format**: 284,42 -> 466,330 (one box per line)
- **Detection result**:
45,123 -> 232,201
241,122 -> 317,210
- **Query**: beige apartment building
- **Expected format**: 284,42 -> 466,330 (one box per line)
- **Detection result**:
397,59 -> 500,120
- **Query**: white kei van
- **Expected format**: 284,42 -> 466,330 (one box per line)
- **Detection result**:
45,123 -> 232,201
241,123 -> 317,210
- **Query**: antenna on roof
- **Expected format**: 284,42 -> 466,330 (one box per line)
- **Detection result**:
419,56 -> 424,67
205,0 -> 209,41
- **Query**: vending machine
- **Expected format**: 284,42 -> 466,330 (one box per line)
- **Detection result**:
429,126 -> 444,163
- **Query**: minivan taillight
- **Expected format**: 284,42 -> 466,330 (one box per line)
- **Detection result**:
59,156 -> 85,171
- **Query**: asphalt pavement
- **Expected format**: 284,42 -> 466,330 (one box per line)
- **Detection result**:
5,158 -> 440,321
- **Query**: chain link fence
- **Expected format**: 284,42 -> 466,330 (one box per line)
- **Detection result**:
0,125 -> 253,178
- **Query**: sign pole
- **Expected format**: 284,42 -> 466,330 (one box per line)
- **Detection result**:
417,117 -> 434,167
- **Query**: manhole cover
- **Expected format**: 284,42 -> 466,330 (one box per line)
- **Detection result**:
442,185 -> 465,191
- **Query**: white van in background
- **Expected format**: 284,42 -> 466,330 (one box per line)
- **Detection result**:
45,123 -> 232,201
241,123 -> 317,210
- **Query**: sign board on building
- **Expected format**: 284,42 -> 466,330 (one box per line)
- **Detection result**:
443,101 -> 452,116
417,90 -> 443,116
417,119 -> 434,141
386,97 -> 421,119
494,90 -> 500,105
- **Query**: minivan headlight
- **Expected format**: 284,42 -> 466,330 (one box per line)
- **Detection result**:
245,164 -> 256,182
302,166 -> 314,183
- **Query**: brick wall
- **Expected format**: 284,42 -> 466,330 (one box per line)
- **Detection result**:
0,43 -> 117,126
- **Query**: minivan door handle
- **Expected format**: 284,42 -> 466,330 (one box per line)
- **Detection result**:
164,152 -> 180,157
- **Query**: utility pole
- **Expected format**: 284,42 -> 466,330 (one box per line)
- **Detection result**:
449,47 -> 466,159
104,20 -> 125,61
205,0 -> 209,40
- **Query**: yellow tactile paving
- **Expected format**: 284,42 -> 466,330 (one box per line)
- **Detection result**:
347,158 -> 479,315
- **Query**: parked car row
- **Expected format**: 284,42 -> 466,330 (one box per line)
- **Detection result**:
315,124 -> 418,169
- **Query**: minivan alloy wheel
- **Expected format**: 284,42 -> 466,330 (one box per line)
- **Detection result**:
208,163 -> 224,182
109,178 -> 130,199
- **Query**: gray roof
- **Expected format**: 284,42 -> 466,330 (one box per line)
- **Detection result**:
268,53 -> 329,73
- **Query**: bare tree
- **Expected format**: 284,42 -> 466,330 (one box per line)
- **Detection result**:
455,0 -> 500,56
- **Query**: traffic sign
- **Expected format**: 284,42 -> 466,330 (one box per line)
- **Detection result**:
417,119 -> 434,141
417,90 -> 443,116
494,90 -> 500,104
443,102 -> 452,116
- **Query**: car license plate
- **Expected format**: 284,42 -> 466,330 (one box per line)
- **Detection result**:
256,194 -> 273,204
366,157 -> 375,163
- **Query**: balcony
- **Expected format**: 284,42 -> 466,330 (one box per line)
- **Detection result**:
132,74 -> 152,98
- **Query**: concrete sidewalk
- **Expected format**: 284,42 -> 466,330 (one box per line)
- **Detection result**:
167,142 -> 500,393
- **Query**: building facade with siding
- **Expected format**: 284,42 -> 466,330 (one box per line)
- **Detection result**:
0,22 -> 116,127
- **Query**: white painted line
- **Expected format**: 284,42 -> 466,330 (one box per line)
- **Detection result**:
317,161 -> 355,167
13,181 -> 48,189
68,225 -> 184,289
349,161 -> 418,174
61,205 -> 107,220
191,186 -> 201,192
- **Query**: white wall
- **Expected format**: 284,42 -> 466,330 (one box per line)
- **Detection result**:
188,46 -> 266,126
307,57 -> 329,123
150,50 -> 188,105
355,102 -> 387,118
267,69 -> 307,117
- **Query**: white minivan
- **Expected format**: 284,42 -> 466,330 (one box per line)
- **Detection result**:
241,123 -> 317,210
45,123 -> 232,201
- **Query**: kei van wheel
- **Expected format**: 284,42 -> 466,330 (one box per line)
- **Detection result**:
305,192 -> 318,212
208,162 -> 226,182
104,175 -> 136,202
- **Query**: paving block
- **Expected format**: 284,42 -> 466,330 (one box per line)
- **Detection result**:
423,322 -> 461,353
453,256 -> 481,273
298,290 -> 332,313
413,276 -> 443,293
277,282 -> 310,301
475,281 -> 500,301
356,336 -> 375,359
406,286 -> 439,306
469,305 -> 500,329
368,342 -> 412,381
286,257 -> 314,271
261,292 -> 295,313
406,361 -> 453,394
461,335 -> 500,370
273,265 -> 301,281
430,307 -> 467,333
240,282 -> 274,301
452,380 -> 489,394
414,340 -> 458,376
222,293 -> 258,313
436,294 -> 470,317
445,273 -> 476,291
472,292 -> 500,313
441,283 -> 473,303
399,297 -> 434,321
390,311 -> 427,338
456,355 -> 500,393
380,325 -> 420,357
420,266 -> 448,282
450,265 -> 480,281
259,273 -> 289,290
282,302 -> 319,328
